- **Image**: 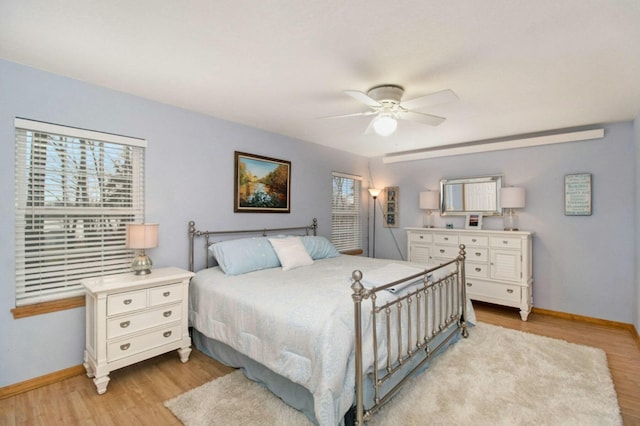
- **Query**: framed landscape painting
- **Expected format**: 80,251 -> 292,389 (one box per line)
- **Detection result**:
234,151 -> 291,213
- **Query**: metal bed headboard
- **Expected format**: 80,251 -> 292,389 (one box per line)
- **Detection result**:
188,218 -> 318,272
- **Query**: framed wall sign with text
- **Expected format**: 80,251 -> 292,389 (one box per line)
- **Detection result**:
564,173 -> 592,216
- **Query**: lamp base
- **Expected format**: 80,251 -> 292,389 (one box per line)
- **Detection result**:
503,210 -> 519,231
131,253 -> 153,275
422,211 -> 435,228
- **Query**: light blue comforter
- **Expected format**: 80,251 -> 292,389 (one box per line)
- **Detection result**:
189,255 -> 473,426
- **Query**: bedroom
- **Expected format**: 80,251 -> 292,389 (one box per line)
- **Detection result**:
1,0 -> 640,423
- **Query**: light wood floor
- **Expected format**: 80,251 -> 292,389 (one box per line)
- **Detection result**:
1,302 -> 639,425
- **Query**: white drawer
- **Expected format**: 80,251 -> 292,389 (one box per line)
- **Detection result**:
434,234 -> 458,245
465,280 -> 521,303
107,303 -> 182,339
466,247 -> 488,262
409,232 -> 433,244
490,237 -> 521,249
107,290 -> 147,316
433,245 -> 459,260
466,262 -> 489,278
150,283 -> 183,306
459,235 -> 488,247
107,324 -> 182,362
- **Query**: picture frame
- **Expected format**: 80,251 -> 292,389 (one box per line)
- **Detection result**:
383,186 -> 399,228
564,173 -> 592,216
234,151 -> 291,213
465,212 -> 483,229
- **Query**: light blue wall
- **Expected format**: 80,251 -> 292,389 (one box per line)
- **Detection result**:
368,122 -> 636,324
0,59 -> 368,387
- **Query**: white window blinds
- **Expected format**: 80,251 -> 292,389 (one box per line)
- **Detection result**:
331,172 -> 362,252
14,118 -> 147,306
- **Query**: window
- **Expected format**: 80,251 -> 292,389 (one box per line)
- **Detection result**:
14,118 -> 146,307
331,172 -> 362,252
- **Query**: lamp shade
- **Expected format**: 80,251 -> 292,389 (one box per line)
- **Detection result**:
419,191 -> 439,210
368,188 -> 382,198
501,187 -> 526,209
126,223 -> 159,249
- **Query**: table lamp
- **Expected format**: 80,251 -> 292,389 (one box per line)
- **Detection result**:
501,187 -> 525,231
419,191 -> 439,228
126,223 -> 159,275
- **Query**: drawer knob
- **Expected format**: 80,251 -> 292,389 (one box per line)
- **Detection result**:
163,331 -> 172,338
419,235 -> 424,239
163,310 -> 172,318
123,299 -> 132,305
507,289 -> 514,294
475,252 -> 481,256
444,237 -> 449,241
120,321 -> 130,328
466,282 -> 473,287
439,249 -> 445,253
120,343 -> 130,351
502,240 -> 508,244
475,267 -> 481,272
163,291 -> 171,297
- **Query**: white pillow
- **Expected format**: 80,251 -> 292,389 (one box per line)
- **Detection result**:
268,237 -> 314,271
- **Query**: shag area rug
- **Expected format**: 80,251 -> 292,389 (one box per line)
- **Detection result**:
164,323 -> 622,425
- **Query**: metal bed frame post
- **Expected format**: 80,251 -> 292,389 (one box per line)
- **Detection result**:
188,220 -> 196,272
351,270 -> 366,425
459,244 -> 469,338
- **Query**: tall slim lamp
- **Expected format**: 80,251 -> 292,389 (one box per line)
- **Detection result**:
501,187 -> 525,231
126,223 -> 159,275
419,190 -> 439,228
368,188 -> 381,258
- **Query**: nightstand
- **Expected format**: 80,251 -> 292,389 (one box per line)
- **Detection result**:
82,267 -> 195,394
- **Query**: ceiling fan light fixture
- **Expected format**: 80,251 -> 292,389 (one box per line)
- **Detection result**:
372,114 -> 397,136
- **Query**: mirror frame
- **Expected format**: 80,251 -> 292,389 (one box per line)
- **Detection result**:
439,175 -> 503,216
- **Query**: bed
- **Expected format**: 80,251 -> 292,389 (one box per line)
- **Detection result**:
187,219 -> 471,425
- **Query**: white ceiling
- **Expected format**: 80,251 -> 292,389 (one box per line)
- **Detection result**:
1,1 -> 640,158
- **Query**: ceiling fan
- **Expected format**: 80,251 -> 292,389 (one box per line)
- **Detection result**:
326,84 -> 458,136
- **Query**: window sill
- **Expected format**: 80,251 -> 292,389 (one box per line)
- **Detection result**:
11,296 -> 86,319
340,249 -> 364,256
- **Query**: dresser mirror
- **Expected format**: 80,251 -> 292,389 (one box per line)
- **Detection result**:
440,175 -> 503,216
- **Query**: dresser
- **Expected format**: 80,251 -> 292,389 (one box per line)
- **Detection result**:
406,227 -> 533,321
82,267 -> 195,394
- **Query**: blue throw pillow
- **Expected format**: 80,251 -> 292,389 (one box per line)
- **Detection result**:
209,237 -> 281,275
302,236 -> 340,260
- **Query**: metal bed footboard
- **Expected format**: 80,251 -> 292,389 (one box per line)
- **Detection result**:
350,245 -> 469,424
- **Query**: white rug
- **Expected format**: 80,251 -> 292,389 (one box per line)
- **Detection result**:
164,323 -> 622,425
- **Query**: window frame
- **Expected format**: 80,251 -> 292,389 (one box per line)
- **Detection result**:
331,171 -> 363,252
14,118 -> 147,313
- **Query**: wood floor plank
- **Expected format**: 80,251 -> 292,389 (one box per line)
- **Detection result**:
0,303 -> 638,425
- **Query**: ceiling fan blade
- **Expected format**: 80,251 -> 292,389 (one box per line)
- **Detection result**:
399,110 -> 446,126
344,90 -> 382,108
321,110 -> 377,119
400,89 -> 458,110
364,117 -> 376,135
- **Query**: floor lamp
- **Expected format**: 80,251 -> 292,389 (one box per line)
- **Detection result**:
368,188 -> 381,258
